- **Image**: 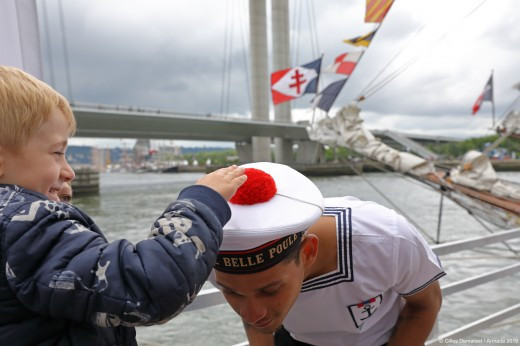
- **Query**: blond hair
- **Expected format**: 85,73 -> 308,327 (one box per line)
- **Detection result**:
0,65 -> 76,150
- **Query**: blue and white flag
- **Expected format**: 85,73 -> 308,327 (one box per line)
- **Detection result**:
312,78 -> 348,112
472,74 -> 493,115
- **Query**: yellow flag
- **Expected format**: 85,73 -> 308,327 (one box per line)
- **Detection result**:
343,29 -> 377,47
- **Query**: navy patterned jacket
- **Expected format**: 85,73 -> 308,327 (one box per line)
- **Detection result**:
0,184 -> 229,345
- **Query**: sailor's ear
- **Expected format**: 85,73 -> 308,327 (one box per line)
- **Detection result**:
300,234 -> 319,267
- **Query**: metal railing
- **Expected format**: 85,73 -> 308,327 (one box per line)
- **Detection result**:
71,101 -> 252,121
425,228 -> 520,345
183,228 -> 520,345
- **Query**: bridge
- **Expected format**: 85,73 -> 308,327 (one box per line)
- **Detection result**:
73,103 -> 308,142
73,103 -> 460,158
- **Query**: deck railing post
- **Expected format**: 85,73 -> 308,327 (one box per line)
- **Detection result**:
436,191 -> 444,243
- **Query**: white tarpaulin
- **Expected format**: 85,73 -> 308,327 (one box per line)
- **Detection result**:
0,0 -> 43,79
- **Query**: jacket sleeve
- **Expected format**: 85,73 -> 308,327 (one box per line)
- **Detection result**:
3,185 -> 229,327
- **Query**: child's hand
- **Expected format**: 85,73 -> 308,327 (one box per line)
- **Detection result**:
196,165 -> 247,201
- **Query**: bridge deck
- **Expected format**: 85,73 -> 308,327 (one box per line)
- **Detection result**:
73,106 -> 309,142
72,104 -> 461,144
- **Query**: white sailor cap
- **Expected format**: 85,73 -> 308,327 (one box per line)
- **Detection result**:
215,162 -> 324,274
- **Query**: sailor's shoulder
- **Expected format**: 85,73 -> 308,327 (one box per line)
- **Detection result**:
325,196 -> 394,214
325,196 -> 399,237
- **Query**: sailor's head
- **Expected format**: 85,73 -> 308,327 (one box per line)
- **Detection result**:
213,162 -> 324,332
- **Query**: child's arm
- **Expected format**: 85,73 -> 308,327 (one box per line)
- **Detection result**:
2,166 -> 245,327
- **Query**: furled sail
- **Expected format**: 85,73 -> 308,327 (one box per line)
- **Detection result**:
450,150 -> 520,201
307,102 -> 434,176
499,110 -> 520,136
307,102 -> 520,228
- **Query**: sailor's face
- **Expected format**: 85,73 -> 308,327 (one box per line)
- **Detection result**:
215,259 -> 305,333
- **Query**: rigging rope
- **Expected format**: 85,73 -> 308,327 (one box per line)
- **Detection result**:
308,0 -> 320,57
471,214 -> 519,256
293,0 -> 303,66
225,1 -> 235,116
220,0 -> 251,115
305,0 -> 319,59
495,93 -> 520,128
356,23 -> 424,101
358,0 -> 489,101
346,158 -> 436,242
220,0 -> 231,115
41,0 -> 55,88
291,0 -> 298,65
293,0 -> 318,61
358,156 -> 520,254
238,0 -> 251,111
400,166 -> 520,255
57,0 -> 74,102
304,0 -> 315,58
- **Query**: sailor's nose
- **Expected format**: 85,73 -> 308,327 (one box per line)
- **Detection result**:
239,298 -> 268,325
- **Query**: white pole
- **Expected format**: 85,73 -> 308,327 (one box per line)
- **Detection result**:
0,0 -> 43,79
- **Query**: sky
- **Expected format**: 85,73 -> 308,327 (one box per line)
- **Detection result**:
36,0 -> 520,148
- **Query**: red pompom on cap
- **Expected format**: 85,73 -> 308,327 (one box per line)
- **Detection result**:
230,168 -> 277,205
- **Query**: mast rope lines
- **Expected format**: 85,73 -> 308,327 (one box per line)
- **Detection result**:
220,0 -> 250,116
357,0 -> 489,102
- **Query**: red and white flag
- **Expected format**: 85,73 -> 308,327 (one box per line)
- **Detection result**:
324,51 -> 364,76
271,58 -> 322,105
472,74 -> 493,115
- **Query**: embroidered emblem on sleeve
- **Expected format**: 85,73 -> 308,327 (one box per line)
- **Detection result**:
150,202 -> 206,259
347,294 -> 383,331
48,261 -> 111,292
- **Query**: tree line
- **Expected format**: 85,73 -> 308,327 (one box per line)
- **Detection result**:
181,135 -> 520,165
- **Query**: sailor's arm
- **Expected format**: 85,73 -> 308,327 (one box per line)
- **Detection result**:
243,321 -> 275,346
387,281 -> 442,346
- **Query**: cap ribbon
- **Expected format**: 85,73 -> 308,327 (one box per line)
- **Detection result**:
215,232 -> 303,274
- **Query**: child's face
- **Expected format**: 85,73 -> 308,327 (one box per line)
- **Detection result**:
0,107 -> 75,201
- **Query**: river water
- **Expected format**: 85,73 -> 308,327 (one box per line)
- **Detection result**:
73,171 -> 520,346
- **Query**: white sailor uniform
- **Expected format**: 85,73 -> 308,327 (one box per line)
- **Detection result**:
282,196 -> 445,346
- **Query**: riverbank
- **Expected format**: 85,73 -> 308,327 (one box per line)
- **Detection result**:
72,159 -> 520,196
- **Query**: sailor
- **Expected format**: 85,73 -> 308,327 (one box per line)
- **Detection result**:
212,162 -> 445,346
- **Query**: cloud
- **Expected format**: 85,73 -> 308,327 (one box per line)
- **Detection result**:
38,0 -> 520,147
